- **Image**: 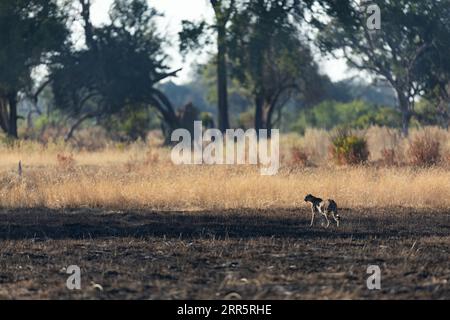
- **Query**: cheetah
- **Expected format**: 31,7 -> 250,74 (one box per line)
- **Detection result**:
304,194 -> 341,228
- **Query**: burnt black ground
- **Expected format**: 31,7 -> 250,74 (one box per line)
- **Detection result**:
0,207 -> 449,299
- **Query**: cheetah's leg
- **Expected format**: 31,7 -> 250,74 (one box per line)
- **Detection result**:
333,213 -> 340,227
310,207 -> 316,227
317,205 -> 330,228
324,213 -> 330,228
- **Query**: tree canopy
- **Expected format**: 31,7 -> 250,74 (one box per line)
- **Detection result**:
316,0 -> 450,135
51,0 -> 181,141
0,0 -> 67,138
1,0 -> 449,142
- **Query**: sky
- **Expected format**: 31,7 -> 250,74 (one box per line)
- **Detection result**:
90,0 -> 351,84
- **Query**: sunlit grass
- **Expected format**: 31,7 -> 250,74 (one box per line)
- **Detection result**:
1,126 -> 449,210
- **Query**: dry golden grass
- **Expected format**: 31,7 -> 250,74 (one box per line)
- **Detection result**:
1,126 -> 449,210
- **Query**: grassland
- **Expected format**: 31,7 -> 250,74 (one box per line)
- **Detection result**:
0,126 -> 449,299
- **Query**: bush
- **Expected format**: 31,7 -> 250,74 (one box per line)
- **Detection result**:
407,131 -> 441,166
330,129 -> 369,165
380,148 -> 397,166
103,105 -> 161,141
290,100 -> 401,134
289,146 -> 311,167
444,151 -> 450,167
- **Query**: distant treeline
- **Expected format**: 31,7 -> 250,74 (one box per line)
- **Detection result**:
1,0 -> 449,143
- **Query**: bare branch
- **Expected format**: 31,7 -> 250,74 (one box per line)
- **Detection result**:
152,68 -> 182,84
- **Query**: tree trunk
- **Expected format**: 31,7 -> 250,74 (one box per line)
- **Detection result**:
255,94 -> 264,135
217,23 -> 230,132
151,90 -> 180,128
266,106 -> 277,138
397,92 -> 411,137
161,121 -> 182,145
401,111 -> 411,137
80,0 -> 94,49
7,92 -> 18,139
149,89 -> 182,145
442,90 -> 450,130
0,96 -> 9,133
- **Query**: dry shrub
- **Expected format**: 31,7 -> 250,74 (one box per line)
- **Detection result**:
281,130 -> 328,166
289,146 -> 311,167
303,129 -> 329,164
440,150 -> 450,167
380,148 -> 397,166
407,131 -> 441,166
329,129 -> 369,165
56,153 -> 75,169
366,126 -> 402,161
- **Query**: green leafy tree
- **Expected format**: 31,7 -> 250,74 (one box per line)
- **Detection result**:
102,105 -> 161,141
51,0 -> 181,142
415,3 -> 450,129
179,0 -> 236,132
0,0 -> 68,138
316,0 -> 450,136
228,0 -> 325,134
192,60 -> 253,126
292,100 -> 401,134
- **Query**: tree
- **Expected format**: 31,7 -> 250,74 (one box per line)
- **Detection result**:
415,2 -> 450,129
51,0 -> 181,142
316,0 -> 450,136
0,0 -> 67,138
228,0 -> 324,134
179,0 -> 236,132
189,59 -> 254,125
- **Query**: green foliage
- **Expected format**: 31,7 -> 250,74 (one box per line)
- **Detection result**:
52,4 -> 168,116
330,129 -> 369,165
34,115 -> 51,133
50,0 -> 181,141
291,100 -> 401,134
200,112 -> 215,128
316,0 -> 450,135
178,20 -> 211,55
228,0 -> 326,129
0,0 -> 68,93
414,98 -> 449,128
414,2 -> 450,110
237,109 -> 254,130
102,105 -> 160,141
190,61 -> 253,125
0,0 -> 68,137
